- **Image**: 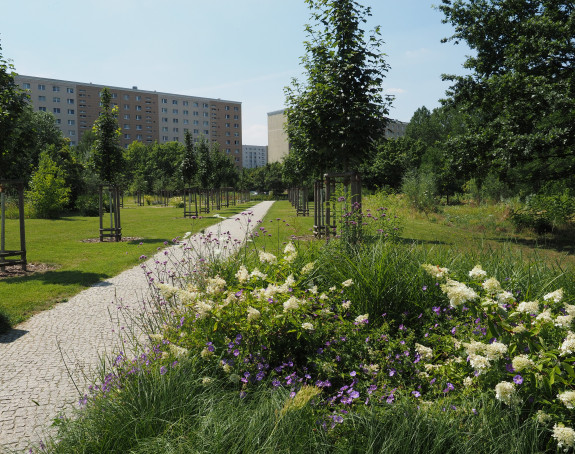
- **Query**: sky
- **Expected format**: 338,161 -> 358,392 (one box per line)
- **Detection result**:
0,0 -> 472,146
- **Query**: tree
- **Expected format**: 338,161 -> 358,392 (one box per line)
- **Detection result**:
182,131 -> 198,187
91,88 -> 124,185
26,150 -> 70,219
439,0 -> 575,192
196,137 -> 212,189
284,0 -> 393,180
0,43 -> 29,179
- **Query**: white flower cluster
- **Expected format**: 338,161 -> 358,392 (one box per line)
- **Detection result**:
355,314 -> 369,324
566,304 -> 575,316
168,343 -> 188,357
544,288 -> 564,304
555,314 -> 574,328
301,322 -> 314,330
250,268 -> 267,280
415,343 -> 433,361
517,300 -> 540,314
283,296 -> 300,312
496,291 -> 515,305
553,424 -> 575,452
441,279 -> 479,308
259,251 -> 278,265
194,300 -> 214,319
342,300 -> 352,310
482,277 -> 502,294
206,276 -> 226,294
463,341 -> 507,373
469,354 -> 491,373
536,410 -> 552,424
495,381 -> 516,405
536,309 -> 553,324
283,242 -> 298,263
421,264 -> 449,279
156,283 -> 178,300
342,279 -> 354,287
511,354 -> 534,372
235,265 -> 249,283
301,262 -> 315,275
560,332 -> 575,356
558,391 -> 575,409
469,265 -> 487,280
246,306 -> 260,322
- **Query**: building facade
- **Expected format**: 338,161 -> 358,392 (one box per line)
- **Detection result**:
242,145 -> 268,169
15,75 -> 243,168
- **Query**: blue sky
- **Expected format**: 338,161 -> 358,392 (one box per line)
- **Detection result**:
0,0 -> 471,146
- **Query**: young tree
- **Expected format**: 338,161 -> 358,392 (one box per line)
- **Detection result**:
439,0 -> 575,192
91,88 -> 124,185
26,150 -> 70,219
196,136 -> 212,189
181,131 -> 198,187
284,0 -> 393,180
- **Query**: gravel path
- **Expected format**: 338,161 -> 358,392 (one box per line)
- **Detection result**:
0,201 -> 274,453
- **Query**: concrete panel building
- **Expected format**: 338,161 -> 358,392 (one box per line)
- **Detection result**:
15,75 -> 243,168
242,145 -> 268,169
267,109 -> 290,164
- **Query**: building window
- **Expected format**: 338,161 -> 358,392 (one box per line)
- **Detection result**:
56,119 -> 61,124
234,115 -> 239,120
173,127 -> 179,132
53,86 -> 60,92
123,104 -> 129,110
136,95 -> 142,101
38,95 -> 46,101
203,112 -> 209,117
234,106 -> 239,111
123,94 -> 129,100
173,100 -> 178,105
68,109 -> 75,114
234,124 -> 239,128
225,106 -> 230,111
183,101 -> 188,106
67,87 -> 74,93
183,110 -> 188,115
162,127 -> 168,132
124,134 -> 131,139
124,114 -> 130,120
225,123 -> 230,128
225,114 -> 230,119
136,105 -> 142,111
193,120 -> 199,125
183,119 -> 189,124
38,84 -> 45,90
161,107 -> 167,113
193,102 -> 199,107
136,134 -> 143,140
135,115 -> 142,120
68,130 -> 75,136
68,119 -> 75,125
136,125 -> 142,130
53,108 -> 61,113
203,130 -> 209,135
193,111 -> 199,116
53,97 -> 61,103
161,98 -> 167,104
162,117 -> 168,123
111,93 -> 117,98
123,124 -> 130,129
172,109 -> 178,114
203,103 -> 209,108
67,99 -> 74,104
38,107 -> 46,111
193,129 -> 199,134
162,135 -> 168,141
173,118 -> 178,123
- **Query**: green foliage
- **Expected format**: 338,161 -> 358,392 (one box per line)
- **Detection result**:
74,194 -> 100,217
91,88 -> 124,185
284,0 -> 392,180
26,151 -> 70,219
439,0 -> 575,193
511,190 -> 575,234
401,169 -> 439,214
181,130 -> 198,186
0,42 -> 29,179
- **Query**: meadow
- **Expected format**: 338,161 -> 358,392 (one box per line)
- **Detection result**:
23,194 -> 572,453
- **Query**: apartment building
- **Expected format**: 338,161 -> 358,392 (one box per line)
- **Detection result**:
15,75 -> 243,168
242,145 -> 268,169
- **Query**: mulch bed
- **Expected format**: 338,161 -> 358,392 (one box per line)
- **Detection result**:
0,262 -> 58,279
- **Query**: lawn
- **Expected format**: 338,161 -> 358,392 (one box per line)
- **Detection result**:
0,201 -> 256,328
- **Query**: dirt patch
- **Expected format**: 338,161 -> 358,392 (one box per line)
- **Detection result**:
0,262 -> 58,279
80,236 -> 144,243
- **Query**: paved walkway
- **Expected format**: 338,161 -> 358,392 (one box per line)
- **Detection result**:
0,201 -> 274,453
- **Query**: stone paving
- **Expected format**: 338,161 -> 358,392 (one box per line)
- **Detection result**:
0,201 -> 274,453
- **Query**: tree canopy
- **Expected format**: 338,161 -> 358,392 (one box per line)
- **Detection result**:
439,0 -> 575,192
284,0 -> 393,181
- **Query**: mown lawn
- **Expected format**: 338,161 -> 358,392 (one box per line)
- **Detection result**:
0,201 -> 256,328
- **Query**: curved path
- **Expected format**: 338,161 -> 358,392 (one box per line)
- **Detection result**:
0,201 -> 274,453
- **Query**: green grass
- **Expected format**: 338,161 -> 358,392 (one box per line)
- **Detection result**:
0,201 -> 256,328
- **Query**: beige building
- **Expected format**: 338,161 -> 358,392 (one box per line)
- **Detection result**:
242,145 -> 267,169
15,75 -> 243,168
267,109 -> 290,164
267,108 -> 408,164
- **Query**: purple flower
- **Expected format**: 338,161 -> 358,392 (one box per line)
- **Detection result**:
350,370 -> 357,377
349,390 -> 360,399
233,349 -> 240,357
513,375 -> 524,385
160,366 -> 167,375
412,391 -> 421,398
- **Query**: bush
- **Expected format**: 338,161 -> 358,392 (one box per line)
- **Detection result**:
75,194 -> 100,217
26,152 -> 70,219
511,191 -> 575,234
401,169 -> 439,214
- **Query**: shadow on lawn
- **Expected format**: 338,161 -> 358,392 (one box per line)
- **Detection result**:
0,270 -> 109,287
491,235 -> 575,257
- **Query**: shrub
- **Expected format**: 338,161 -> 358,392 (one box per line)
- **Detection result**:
401,169 -> 439,214
26,152 -> 70,219
511,191 -> 575,234
74,194 -> 100,217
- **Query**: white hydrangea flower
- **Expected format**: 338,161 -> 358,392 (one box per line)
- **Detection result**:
284,242 -> 297,255
279,274 -> 296,293
235,265 -> 249,283
247,306 -> 261,322
195,300 -> 213,319
283,296 -> 300,312
206,276 -> 226,294
560,332 -> 575,356
555,314 -> 574,328
308,285 -> 318,294
355,314 -> 369,324
497,291 -> 515,304
421,264 -> 449,279
301,262 -> 315,275
463,376 -> 474,387
168,344 -> 188,357
517,301 -> 539,314
482,277 -> 502,294
342,300 -> 351,310
463,341 -> 485,356
512,325 -> 527,334
484,342 -> 508,360
342,279 -> 354,287
558,391 -> 575,409
250,268 -> 268,280
319,293 -> 329,300
441,279 -> 479,308
149,333 -> 163,343
301,322 -> 314,330
156,283 -> 179,299
565,304 -> 575,316
544,288 -> 564,304
221,362 -> 232,373
536,410 -> 552,424
469,354 -> 491,373
469,265 -> 487,280
259,251 -> 277,265
415,343 -> 433,361
536,309 -> 553,324
495,381 -> 516,405
512,354 -> 534,372
553,424 -> 575,452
